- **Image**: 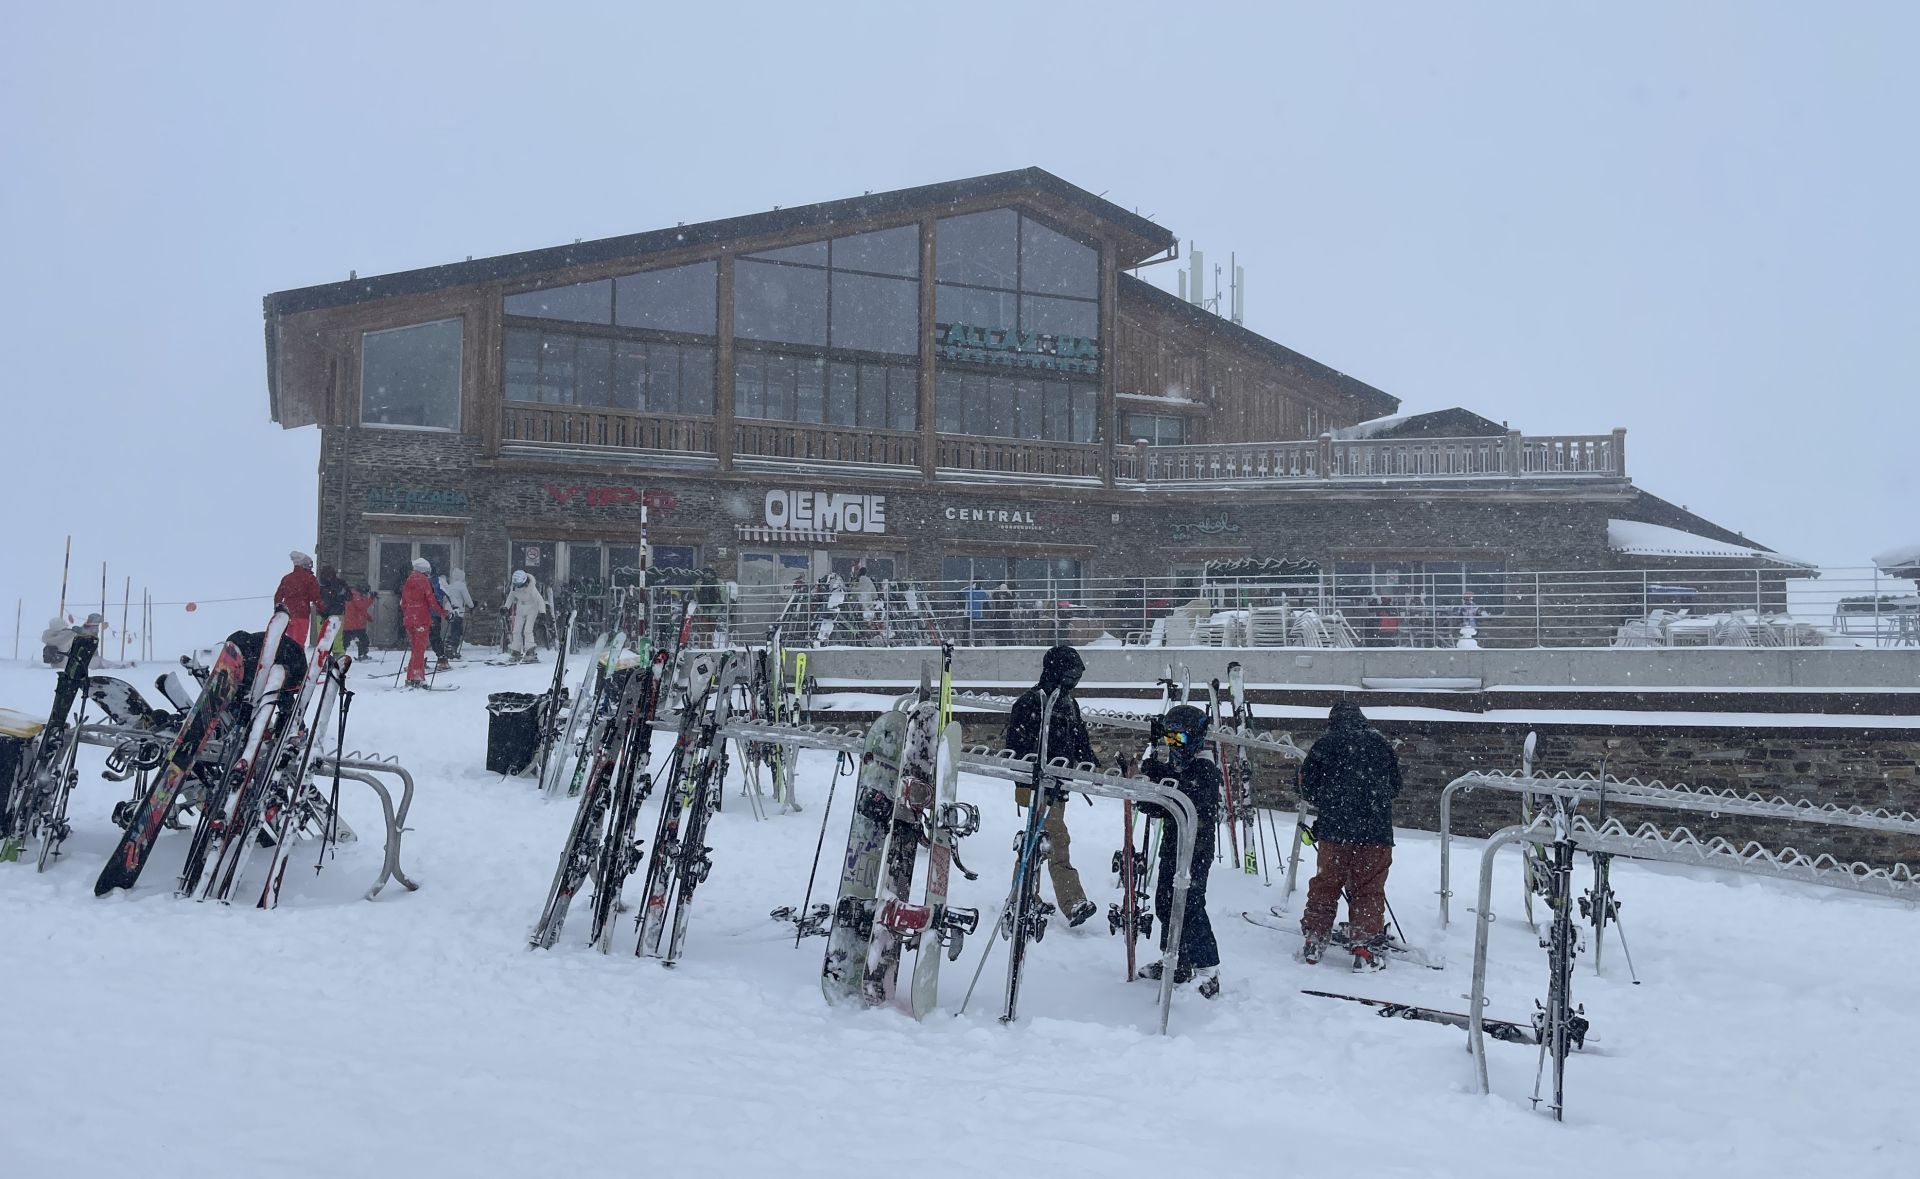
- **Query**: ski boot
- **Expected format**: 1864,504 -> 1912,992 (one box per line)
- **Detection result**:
1298,930 -> 1329,965
1137,960 -> 1164,981
1194,968 -> 1221,1000
1351,935 -> 1389,973
1066,899 -> 1098,928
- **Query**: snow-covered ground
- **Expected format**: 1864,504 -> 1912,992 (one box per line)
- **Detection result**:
2,655 -> 1913,1177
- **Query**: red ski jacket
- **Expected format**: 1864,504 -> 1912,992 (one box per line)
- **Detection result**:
275,567 -> 323,620
400,571 -> 443,628
343,590 -> 375,630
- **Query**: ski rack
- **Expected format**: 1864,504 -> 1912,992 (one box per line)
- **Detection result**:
950,691 -> 1308,761
63,723 -> 419,902
706,718 -> 1202,1034
1438,770 -> 1920,925
1465,816 -> 1920,1103
297,752 -> 422,901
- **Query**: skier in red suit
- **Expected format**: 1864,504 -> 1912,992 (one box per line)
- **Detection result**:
400,557 -> 445,687
274,552 -> 325,646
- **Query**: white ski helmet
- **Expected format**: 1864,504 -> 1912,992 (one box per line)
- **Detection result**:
290,550 -> 313,568
512,569 -> 530,586
412,557 -> 431,574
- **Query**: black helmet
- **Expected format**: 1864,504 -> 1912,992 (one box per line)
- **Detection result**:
1039,644 -> 1084,691
1159,703 -> 1210,759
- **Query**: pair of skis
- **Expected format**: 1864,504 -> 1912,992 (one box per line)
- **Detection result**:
1,632 -> 100,868
635,651 -> 737,965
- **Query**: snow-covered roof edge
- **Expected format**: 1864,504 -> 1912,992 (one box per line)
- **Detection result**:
1607,519 -> 1815,569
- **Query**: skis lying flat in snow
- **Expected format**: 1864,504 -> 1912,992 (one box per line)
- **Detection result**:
1241,909 -> 1446,970
1299,990 -> 1585,1048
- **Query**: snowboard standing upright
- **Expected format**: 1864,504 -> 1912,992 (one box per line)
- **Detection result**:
821,710 -> 909,1005
863,696 -> 940,1008
907,719 -> 975,1017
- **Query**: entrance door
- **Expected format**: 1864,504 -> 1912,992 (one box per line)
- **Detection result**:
370,536 -> 463,647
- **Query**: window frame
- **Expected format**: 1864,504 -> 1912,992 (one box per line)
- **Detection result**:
360,317 -> 464,433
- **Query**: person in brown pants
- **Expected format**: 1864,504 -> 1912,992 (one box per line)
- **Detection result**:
1005,644 -> 1097,926
1298,699 -> 1403,969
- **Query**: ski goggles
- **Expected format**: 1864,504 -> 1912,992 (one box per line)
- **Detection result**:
1159,730 -> 1194,747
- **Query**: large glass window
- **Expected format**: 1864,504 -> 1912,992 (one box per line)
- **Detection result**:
362,319 -> 462,430
508,327 -> 714,415
933,208 -> 1100,393
734,228 -> 920,355
737,354 -> 916,430
1124,413 -> 1186,445
503,262 -> 717,415
936,370 -> 1096,443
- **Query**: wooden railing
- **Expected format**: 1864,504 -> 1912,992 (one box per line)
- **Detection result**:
1129,429 -> 1625,484
935,435 -> 1105,480
734,420 -> 920,468
502,403 -> 715,454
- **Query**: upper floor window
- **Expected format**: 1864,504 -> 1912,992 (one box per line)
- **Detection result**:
935,209 -> 1100,377
733,225 -> 921,355
503,261 -> 716,336
361,318 -> 462,431
1124,413 -> 1186,445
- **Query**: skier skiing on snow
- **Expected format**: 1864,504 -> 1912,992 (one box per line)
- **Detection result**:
274,551 -> 324,645
400,557 -> 444,687
1004,644 -> 1099,928
1297,699 -> 1403,969
1135,703 -> 1222,997
504,570 -> 546,663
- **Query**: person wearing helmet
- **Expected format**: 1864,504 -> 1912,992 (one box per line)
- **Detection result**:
1135,702 -> 1223,997
400,556 -> 445,687
1297,699 -> 1403,969
440,568 -> 476,660
1004,644 -> 1098,928
274,551 -> 324,645
504,570 -> 546,664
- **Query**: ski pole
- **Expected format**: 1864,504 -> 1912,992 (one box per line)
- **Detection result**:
1383,894 -> 1407,947
793,750 -> 851,949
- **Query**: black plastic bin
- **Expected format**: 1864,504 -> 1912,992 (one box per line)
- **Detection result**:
486,691 -> 545,776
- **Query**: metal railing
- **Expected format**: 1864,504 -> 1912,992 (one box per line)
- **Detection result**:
1121,430 -> 1624,485
461,565 -> 1918,652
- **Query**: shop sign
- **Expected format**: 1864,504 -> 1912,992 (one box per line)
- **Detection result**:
543,484 -> 672,510
1170,513 -> 1242,539
935,323 -> 1099,376
366,487 -> 469,514
943,505 -> 1041,531
764,490 -> 886,534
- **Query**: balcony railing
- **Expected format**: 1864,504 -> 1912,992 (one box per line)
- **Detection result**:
734,421 -> 920,469
1128,430 -> 1624,485
502,404 -> 715,455
495,405 -> 1624,488
935,434 -> 1105,480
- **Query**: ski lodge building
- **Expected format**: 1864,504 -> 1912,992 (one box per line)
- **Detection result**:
262,168 -> 1796,644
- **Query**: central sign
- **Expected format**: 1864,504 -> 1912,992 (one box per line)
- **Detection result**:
764,490 -> 887,534
935,322 -> 1099,376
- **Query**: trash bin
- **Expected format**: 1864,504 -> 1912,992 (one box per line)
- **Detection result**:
486,691 -> 544,776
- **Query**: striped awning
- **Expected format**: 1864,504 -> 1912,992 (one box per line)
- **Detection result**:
736,525 -> 838,544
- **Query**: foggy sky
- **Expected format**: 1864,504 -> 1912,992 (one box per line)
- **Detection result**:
3,1 -> 1913,654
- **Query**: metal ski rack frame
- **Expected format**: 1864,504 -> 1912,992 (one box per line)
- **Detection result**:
65,722 -> 419,902
293,751 -> 422,900
707,718 -> 1202,1035
1465,816 -> 1920,1107
1438,770 -> 1920,925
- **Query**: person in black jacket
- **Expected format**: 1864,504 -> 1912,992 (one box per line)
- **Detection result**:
1136,703 -> 1222,997
1297,699 -> 1403,968
1004,644 -> 1097,927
